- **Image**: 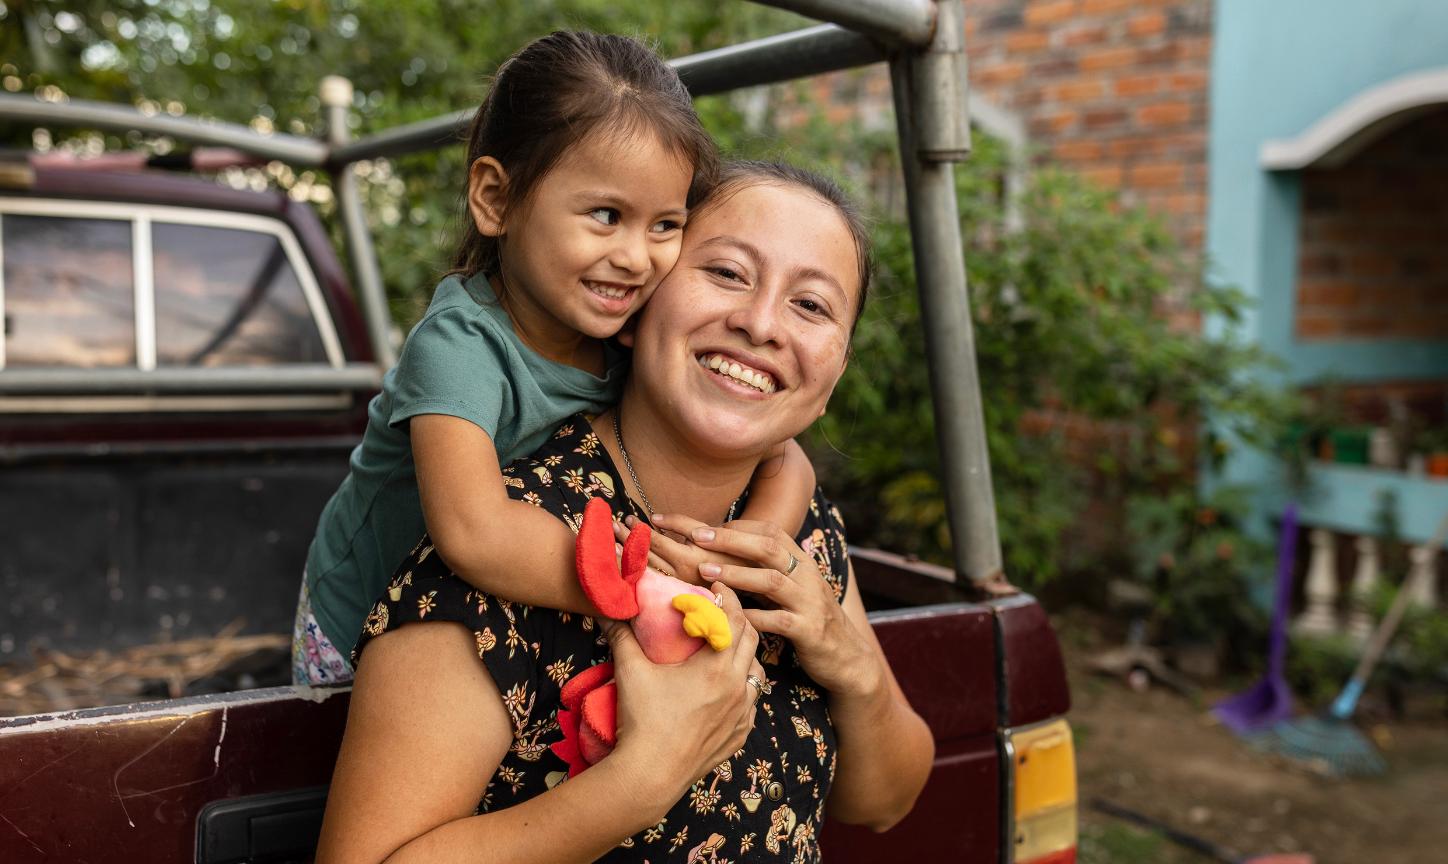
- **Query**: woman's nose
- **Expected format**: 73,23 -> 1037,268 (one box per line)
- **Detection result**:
727,292 -> 783,347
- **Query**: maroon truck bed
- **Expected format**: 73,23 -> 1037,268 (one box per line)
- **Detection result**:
0,554 -> 1069,864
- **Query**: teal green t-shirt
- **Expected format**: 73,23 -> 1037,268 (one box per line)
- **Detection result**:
305,272 -> 626,654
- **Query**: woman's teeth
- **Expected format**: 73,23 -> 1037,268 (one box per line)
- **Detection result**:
697,353 -> 776,393
586,281 -> 631,300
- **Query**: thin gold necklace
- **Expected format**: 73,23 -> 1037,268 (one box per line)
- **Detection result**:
611,410 -> 740,525
612,410 -> 658,521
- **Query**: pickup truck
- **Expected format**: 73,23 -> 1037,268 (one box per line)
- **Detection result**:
0,3 -> 1077,862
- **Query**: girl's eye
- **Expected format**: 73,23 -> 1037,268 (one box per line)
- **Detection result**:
589,208 -> 621,226
650,218 -> 683,234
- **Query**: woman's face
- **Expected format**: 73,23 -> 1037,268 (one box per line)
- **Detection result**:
629,181 -> 860,459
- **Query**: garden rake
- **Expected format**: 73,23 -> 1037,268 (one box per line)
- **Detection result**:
1252,510 -> 1448,776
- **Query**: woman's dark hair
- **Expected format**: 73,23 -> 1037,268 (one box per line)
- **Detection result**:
452,31 -> 718,278
694,160 -> 873,335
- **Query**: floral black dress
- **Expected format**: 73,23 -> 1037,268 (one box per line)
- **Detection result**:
354,415 -> 853,863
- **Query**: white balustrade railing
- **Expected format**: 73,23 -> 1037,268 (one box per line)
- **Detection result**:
1292,524 -> 1440,643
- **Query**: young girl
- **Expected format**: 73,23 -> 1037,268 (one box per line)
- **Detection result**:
293,31 -> 815,685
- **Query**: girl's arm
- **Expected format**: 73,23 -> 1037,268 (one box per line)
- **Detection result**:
738,438 -> 815,535
412,413 -> 596,613
316,590 -> 762,864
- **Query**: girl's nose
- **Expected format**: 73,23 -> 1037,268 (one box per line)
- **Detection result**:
609,229 -> 650,275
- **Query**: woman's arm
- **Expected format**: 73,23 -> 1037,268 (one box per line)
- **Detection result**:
317,588 -> 766,864
738,438 -> 816,535
411,413 -> 596,614
689,522 -> 934,832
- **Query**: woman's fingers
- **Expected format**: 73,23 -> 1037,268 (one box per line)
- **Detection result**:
742,607 -> 795,639
689,521 -> 804,578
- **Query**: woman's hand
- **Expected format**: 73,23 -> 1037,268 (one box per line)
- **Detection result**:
603,582 -> 765,809
611,515 -> 754,585
664,516 -> 880,701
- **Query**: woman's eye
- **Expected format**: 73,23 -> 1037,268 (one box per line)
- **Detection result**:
651,218 -> 683,234
795,297 -> 832,318
589,208 -> 621,226
706,265 -> 743,283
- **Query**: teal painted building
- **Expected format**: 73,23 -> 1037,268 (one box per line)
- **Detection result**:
1208,0 -> 1448,544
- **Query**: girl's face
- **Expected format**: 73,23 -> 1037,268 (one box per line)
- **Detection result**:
480,130 -> 694,348
629,182 -> 860,459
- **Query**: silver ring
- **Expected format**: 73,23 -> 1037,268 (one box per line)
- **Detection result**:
784,553 -> 799,575
746,674 -> 765,697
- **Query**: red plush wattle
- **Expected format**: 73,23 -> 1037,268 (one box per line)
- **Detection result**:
560,661 -> 614,711
550,707 -> 589,777
578,682 -> 618,765
620,519 -> 651,587
576,498 -> 640,620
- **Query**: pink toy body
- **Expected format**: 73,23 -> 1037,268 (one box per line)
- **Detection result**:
632,570 -> 717,664
550,498 -> 731,776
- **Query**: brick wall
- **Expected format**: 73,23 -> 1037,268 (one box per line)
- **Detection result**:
1295,110 -> 1448,341
966,0 -> 1213,254
774,0 -> 1215,259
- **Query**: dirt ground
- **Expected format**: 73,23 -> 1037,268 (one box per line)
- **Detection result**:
1068,631 -> 1448,864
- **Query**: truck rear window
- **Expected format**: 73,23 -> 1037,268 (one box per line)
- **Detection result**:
2,213 -> 138,368
152,222 -> 328,366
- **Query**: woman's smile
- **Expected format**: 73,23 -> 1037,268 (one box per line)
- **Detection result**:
695,351 -> 779,395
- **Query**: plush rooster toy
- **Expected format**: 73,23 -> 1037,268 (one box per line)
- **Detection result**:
550,497 -> 733,776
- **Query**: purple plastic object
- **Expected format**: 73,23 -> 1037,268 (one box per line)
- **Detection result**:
1213,504 -> 1298,735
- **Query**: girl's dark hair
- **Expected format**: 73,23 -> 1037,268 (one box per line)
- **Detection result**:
695,160 -> 873,334
452,30 -> 718,278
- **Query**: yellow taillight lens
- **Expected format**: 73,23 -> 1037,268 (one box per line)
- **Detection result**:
1013,717 -> 1078,864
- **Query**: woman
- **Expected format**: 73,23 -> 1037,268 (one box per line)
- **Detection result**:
317,162 -> 934,863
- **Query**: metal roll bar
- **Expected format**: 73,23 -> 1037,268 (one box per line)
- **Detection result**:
0,365 -> 383,395
0,0 -> 1009,591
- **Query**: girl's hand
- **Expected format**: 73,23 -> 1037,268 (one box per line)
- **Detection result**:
685,519 -> 880,700
612,514 -> 755,585
603,583 -> 765,804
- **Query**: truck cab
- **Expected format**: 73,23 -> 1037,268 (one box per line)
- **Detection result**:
1,156 -> 378,657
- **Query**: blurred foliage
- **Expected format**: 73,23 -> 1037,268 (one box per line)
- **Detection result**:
1123,484 -> 1269,649
808,129 -> 1291,590
5,0 -> 1295,599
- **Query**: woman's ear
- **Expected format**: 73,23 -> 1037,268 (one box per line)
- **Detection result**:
467,156 -> 509,236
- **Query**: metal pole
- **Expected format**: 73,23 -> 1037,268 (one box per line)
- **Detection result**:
889,0 -> 1011,593
0,94 -> 329,166
320,76 -> 396,369
335,25 -> 885,164
750,0 -> 937,46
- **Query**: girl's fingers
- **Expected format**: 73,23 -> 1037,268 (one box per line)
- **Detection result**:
612,516 -> 678,577
649,512 -> 710,537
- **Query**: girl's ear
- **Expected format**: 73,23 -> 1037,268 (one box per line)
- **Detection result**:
468,156 -> 509,236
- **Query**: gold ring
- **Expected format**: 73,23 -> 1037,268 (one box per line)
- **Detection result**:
746,674 -> 765,697
784,554 -> 799,575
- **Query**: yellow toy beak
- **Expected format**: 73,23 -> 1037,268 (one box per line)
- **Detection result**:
672,594 -> 732,651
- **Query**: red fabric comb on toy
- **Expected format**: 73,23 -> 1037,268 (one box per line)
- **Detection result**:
576,497 -> 649,620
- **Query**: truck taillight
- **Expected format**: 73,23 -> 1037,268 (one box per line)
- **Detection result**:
1009,717 -> 1077,864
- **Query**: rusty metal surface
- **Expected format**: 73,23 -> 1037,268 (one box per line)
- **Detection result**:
0,687 -> 350,862
0,570 -> 1058,861
869,602 -> 999,740
995,595 -> 1072,727
820,732 -> 1001,862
